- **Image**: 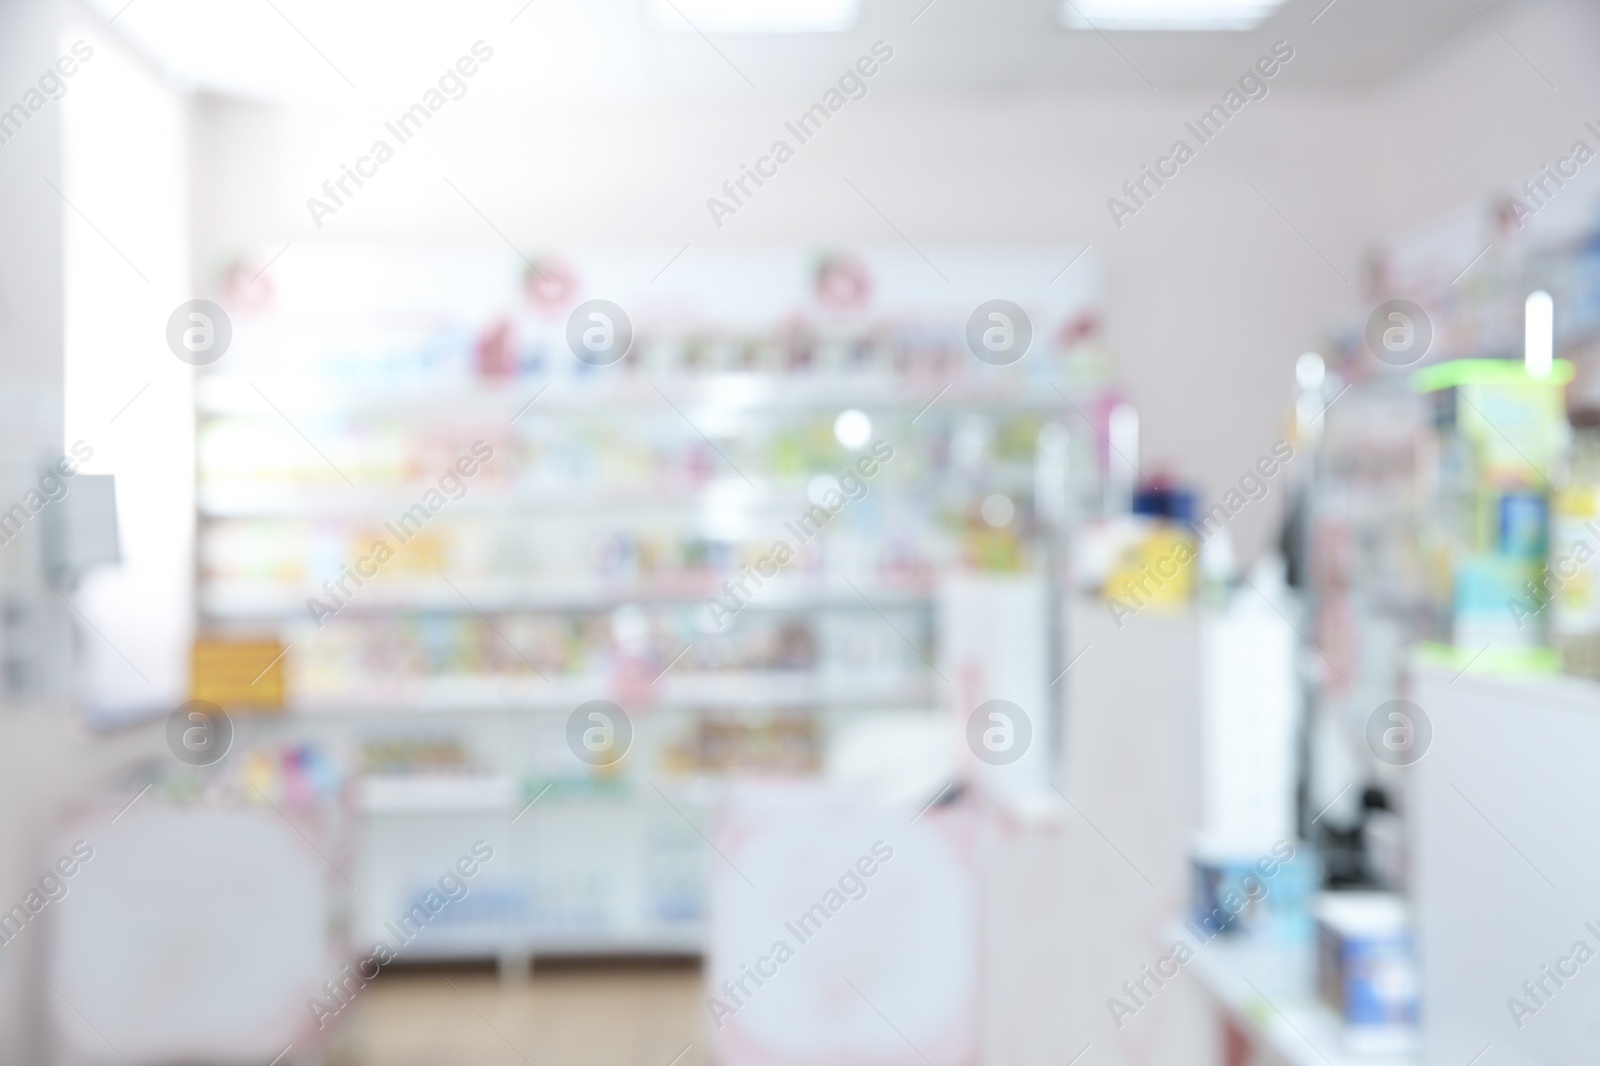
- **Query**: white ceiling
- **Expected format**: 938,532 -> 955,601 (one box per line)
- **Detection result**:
86,0 -> 1523,104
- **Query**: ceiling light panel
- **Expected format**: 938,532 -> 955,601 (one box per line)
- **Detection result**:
1059,0 -> 1287,31
650,0 -> 858,32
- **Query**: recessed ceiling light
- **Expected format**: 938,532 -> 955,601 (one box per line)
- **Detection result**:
650,0 -> 858,32
1058,0 -> 1287,31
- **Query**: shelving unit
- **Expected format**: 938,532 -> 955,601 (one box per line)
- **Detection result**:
195,245 -> 1104,957
201,575 -> 936,618
1299,208 -> 1600,862
1284,204 -> 1600,1057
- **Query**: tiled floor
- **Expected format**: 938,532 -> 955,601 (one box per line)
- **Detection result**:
330,960 -> 707,1066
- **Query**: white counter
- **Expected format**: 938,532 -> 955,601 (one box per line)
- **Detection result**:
1413,664 -> 1600,1066
1176,921 -> 1417,1066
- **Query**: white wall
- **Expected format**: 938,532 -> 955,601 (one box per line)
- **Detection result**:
0,0 -> 70,701
0,0 -> 77,1057
1369,0 -> 1600,246
61,23 -> 194,721
0,5 -> 189,1061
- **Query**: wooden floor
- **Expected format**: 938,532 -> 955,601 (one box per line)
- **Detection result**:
328,960 -> 707,1066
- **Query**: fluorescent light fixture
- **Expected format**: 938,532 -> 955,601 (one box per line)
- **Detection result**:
650,0 -> 857,32
1526,290 -> 1554,379
1059,0 -> 1287,31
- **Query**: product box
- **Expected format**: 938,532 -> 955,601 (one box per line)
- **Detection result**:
1454,554 -> 1543,649
1314,892 -> 1420,1053
191,638 -> 287,710
1498,491 -> 1549,559
1552,485 -> 1600,634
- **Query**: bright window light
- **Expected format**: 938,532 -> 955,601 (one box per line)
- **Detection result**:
1526,291 -> 1554,379
650,0 -> 858,32
1059,0 -> 1287,31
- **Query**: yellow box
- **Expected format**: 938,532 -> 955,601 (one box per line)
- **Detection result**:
1105,524 -> 1196,608
191,639 -> 287,711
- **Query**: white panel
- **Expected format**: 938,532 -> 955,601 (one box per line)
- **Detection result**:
978,807 -> 1082,1066
939,573 -> 1052,803
1060,601 -> 1214,1066
707,781 -> 977,1066
1199,597 -> 1297,847
1413,666 -> 1600,1066
49,803 -> 339,1063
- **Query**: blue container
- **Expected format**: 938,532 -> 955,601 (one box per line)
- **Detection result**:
1499,491 -> 1549,559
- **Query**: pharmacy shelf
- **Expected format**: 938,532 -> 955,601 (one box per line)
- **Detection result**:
196,480 -> 821,518
288,672 -> 937,715
197,474 -> 1033,520
196,374 -> 1072,418
198,247 -> 1096,965
353,774 -> 734,813
355,792 -> 709,958
358,774 -> 519,813
390,932 -> 706,960
201,576 -> 936,617
1172,923 -> 1419,1066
